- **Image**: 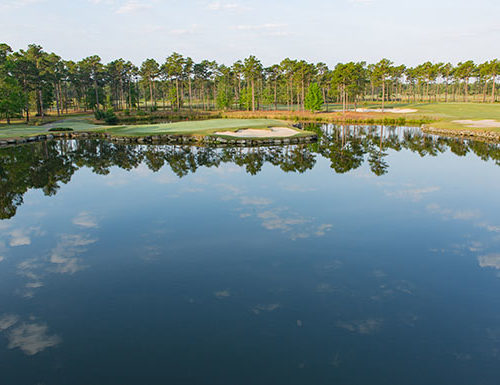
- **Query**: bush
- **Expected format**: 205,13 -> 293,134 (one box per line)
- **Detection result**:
104,109 -> 118,125
48,127 -> 73,132
94,109 -> 105,120
123,109 -> 130,116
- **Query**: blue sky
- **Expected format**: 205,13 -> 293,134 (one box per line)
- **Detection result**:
1,0 -> 499,66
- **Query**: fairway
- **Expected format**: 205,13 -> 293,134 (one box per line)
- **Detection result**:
355,102 -> 500,133
406,103 -> 500,132
0,117 -> 307,140
0,117 -> 100,138
100,118 -> 293,136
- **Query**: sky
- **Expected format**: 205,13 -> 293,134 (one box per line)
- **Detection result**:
1,0 -> 499,67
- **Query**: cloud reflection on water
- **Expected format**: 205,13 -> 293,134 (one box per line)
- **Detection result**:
0,314 -> 61,356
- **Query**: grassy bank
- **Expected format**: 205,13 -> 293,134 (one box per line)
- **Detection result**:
0,117 -> 313,141
2,103 -> 500,142
96,118 -> 303,137
221,110 -> 432,126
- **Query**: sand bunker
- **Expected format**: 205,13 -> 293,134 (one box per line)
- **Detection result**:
355,108 -> 417,114
215,127 -> 298,138
452,119 -> 500,129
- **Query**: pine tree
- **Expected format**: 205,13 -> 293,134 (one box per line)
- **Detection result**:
304,82 -> 323,112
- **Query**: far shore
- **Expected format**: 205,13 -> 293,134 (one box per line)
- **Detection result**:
2,103 -> 500,143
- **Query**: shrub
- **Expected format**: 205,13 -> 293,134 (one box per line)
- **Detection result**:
94,109 -> 105,120
48,127 -> 73,132
104,109 -> 118,125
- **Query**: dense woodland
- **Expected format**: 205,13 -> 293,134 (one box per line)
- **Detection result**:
1,43 -> 499,123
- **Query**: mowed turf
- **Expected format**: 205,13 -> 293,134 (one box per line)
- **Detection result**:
352,102 -> 500,132
99,118 -> 291,136
0,117 -> 299,139
409,103 -> 500,132
0,117 -> 99,138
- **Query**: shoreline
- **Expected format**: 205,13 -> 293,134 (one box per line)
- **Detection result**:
0,130 -> 318,148
422,126 -> 500,142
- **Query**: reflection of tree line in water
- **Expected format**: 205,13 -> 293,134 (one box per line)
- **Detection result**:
309,123 -> 500,175
1,125 -> 499,219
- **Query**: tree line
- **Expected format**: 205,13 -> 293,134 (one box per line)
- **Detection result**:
1,43 -> 499,123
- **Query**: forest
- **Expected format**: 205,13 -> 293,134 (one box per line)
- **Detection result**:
0,43 -> 499,123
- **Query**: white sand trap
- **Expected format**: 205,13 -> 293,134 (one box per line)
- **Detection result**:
355,108 -> 417,114
453,119 -> 500,129
215,127 -> 298,138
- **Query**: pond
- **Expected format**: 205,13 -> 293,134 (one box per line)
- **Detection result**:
1,124 -> 500,384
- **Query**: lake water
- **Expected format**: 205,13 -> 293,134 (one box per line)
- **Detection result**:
1,125 -> 500,384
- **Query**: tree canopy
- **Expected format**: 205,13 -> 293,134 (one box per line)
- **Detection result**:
1,42 -> 499,123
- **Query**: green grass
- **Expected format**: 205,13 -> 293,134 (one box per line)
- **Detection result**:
355,102 -> 500,133
0,117 -> 311,140
406,103 -> 500,132
95,118 -> 299,137
407,103 -> 500,120
0,116 -> 99,138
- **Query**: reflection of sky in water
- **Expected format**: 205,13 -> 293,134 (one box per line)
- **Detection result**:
0,134 -> 499,384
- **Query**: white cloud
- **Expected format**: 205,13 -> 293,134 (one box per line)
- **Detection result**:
252,303 -> 280,314
9,229 -> 31,247
26,282 -> 44,289
207,1 -> 249,11
0,314 -> 19,331
0,222 -> 10,230
240,196 -> 272,206
385,186 -> 440,202
214,290 -> 230,298
72,212 -> 98,228
50,234 -> 97,274
234,23 -> 287,31
116,1 -> 152,14
7,323 -> 61,356
426,204 -> 481,221
478,254 -> 500,270
0,0 -> 43,10
337,319 -> 382,334
282,184 -> 316,193
477,223 -> 500,233
315,224 -> 333,236
169,25 -> 200,36
258,210 -> 308,231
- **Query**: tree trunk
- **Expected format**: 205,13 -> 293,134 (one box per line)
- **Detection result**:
39,89 -> 45,119
149,79 -> 153,110
274,81 -> 277,110
188,78 -> 192,110
54,82 -> 61,116
94,80 -> 99,110
176,78 -> 180,110
381,80 -> 385,112
492,75 -> 496,103
251,79 -> 255,112
25,101 -> 30,123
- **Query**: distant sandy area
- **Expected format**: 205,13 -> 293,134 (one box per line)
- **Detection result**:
355,108 -> 417,114
215,127 -> 298,138
453,119 -> 500,129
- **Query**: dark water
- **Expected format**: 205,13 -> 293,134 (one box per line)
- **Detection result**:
1,125 -> 500,385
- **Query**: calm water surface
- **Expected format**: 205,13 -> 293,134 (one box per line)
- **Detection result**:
1,125 -> 500,385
